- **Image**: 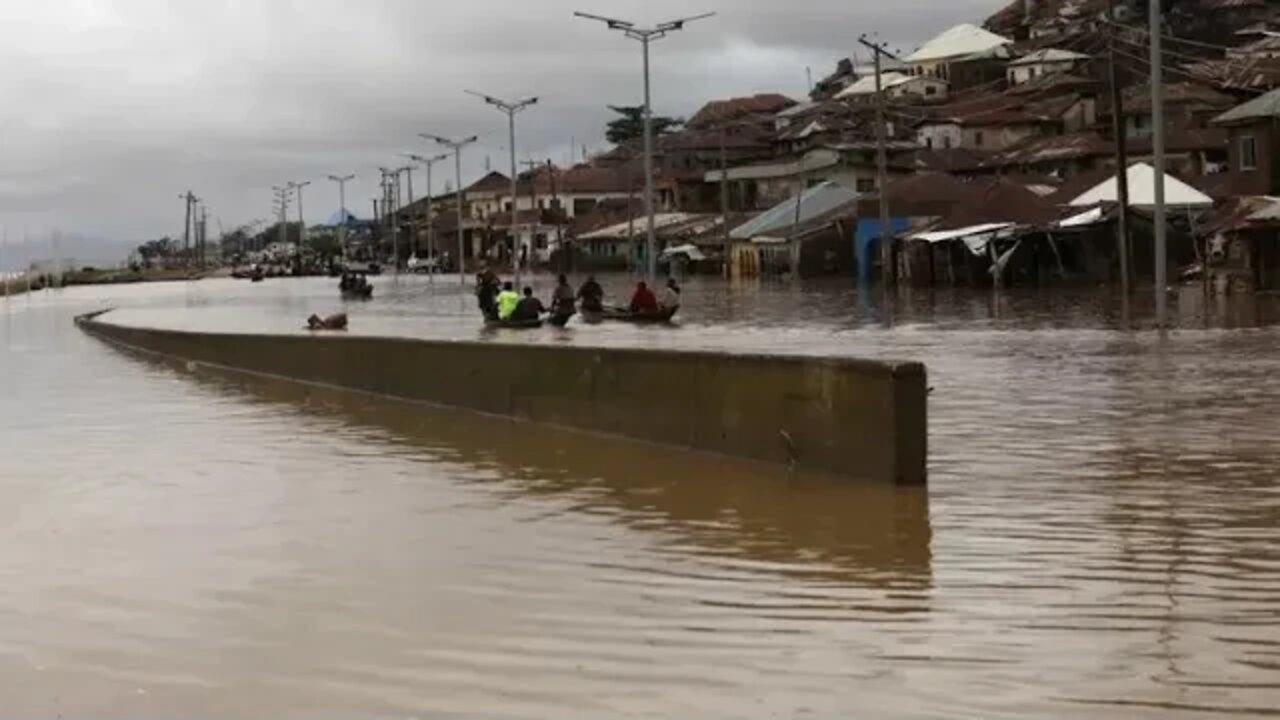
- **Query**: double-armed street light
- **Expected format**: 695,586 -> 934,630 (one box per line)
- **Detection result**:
573,10 -> 714,280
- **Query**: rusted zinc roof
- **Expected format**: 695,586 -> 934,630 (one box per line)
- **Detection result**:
686,94 -> 795,129
1212,86 -> 1280,124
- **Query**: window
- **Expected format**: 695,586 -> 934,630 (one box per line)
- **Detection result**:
1240,135 -> 1258,171
944,135 -> 952,149
974,131 -> 984,147
925,85 -> 937,96
856,178 -> 877,193
504,201 -> 512,212
925,137 -> 934,149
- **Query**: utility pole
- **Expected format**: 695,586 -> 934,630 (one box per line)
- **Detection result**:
522,158 -> 543,274
859,34 -> 896,288
178,191 -> 195,267
423,133 -> 479,285
272,185 -> 291,258
575,11 -> 715,281
199,205 -> 208,270
408,153 -> 449,263
399,164 -> 416,259
719,127 -> 730,251
378,168 -> 397,272
467,90 -> 538,285
1108,0 -> 1132,297
328,173 -> 355,264
547,159 -> 565,272
1150,0 -> 1169,328
291,180 -> 310,274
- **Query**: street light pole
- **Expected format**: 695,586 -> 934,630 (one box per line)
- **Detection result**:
422,133 -> 479,285
466,90 -> 538,285
328,173 -> 355,264
408,153 -> 449,263
575,10 -> 714,281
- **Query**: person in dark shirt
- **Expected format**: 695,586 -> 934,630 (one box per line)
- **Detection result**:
475,268 -> 501,320
510,287 -> 546,321
629,281 -> 659,314
551,274 -> 576,314
577,275 -> 604,312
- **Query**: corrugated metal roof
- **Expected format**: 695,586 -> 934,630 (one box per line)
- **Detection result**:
578,213 -> 700,240
905,23 -> 1011,63
729,181 -> 859,240
1069,163 -> 1214,208
835,72 -> 910,98
1212,87 -> 1280,125
1008,48 -> 1091,66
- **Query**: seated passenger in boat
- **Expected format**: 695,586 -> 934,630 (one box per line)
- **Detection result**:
476,268 -> 501,320
307,313 -> 348,331
658,278 -> 681,312
551,274 -> 576,314
629,281 -> 659,314
496,282 -> 521,320
510,287 -> 546,321
577,275 -> 604,313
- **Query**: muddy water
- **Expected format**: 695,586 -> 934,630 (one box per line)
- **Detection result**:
1,276 -> 1279,718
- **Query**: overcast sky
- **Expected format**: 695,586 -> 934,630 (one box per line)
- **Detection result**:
0,0 -> 1004,252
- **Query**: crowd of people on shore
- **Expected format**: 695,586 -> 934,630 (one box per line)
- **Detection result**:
474,268 -> 681,323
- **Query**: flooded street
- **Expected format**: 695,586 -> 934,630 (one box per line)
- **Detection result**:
2,275 -> 1279,718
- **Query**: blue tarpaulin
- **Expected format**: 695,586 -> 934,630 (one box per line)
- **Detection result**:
855,217 -> 911,284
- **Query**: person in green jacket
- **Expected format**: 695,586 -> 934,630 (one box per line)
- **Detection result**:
496,281 -> 521,320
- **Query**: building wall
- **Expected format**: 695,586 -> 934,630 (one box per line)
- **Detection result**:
78,312 -> 929,485
1226,121 -> 1279,196
1007,59 -> 1077,85
962,123 -> 1039,151
918,123 -> 963,150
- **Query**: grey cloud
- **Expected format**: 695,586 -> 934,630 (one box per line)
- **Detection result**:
0,0 -> 1003,251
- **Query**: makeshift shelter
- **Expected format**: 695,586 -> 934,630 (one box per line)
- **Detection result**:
1068,162 -> 1214,209
729,182 -> 861,278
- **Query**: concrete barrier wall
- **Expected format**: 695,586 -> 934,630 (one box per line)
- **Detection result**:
77,313 -> 928,484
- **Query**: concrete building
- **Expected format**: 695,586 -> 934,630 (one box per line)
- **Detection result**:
904,23 -> 1012,81
1006,48 -> 1091,85
1212,87 -> 1280,196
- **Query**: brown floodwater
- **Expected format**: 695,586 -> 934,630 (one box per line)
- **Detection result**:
2,274 -> 1279,718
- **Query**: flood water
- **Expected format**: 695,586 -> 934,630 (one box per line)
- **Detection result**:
2,274 -> 1280,718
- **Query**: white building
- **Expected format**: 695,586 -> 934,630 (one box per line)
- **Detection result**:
1006,48 -> 1091,85
905,23 -> 1012,81
837,73 -> 949,102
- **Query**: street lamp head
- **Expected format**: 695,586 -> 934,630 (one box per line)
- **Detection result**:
573,11 -> 634,30
656,12 -> 715,32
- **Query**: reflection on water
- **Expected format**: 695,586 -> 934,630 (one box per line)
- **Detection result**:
2,277 -> 1280,718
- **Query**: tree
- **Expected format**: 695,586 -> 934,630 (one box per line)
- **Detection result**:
135,236 -> 177,267
605,105 -> 682,145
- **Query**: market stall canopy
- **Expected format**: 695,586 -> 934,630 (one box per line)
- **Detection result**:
1068,162 -> 1212,208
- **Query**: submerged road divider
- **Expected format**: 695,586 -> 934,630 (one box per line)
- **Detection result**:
75,310 -> 928,484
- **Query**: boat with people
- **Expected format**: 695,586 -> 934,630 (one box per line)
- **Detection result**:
339,272 -> 373,300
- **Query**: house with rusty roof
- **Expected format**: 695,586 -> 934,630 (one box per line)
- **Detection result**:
1212,86 -> 1280,195
1120,81 -> 1236,139
915,90 -> 1098,152
685,94 -> 795,130
1006,47 -> 1092,84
